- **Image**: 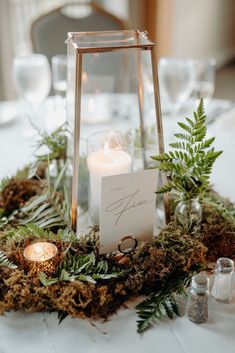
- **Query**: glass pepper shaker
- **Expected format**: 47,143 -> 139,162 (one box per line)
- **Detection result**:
186,273 -> 209,324
211,257 -> 234,303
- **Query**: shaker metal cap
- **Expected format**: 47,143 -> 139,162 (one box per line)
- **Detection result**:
192,273 -> 209,292
216,257 -> 234,273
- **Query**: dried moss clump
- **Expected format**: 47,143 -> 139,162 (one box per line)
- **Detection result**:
126,225 -> 207,293
0,266 -> 128,318
0,179 -> 43,215
0,230 -> 207,319
201,204 -> 235,261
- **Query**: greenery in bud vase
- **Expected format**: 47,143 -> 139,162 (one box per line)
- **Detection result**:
152,99 -> 222,234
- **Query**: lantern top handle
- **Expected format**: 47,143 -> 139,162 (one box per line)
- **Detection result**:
66,30 -> 155,53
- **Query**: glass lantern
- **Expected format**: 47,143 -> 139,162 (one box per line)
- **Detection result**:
66,30 -> 167,235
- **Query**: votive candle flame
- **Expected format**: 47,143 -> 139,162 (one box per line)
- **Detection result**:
23,242 -> 58,263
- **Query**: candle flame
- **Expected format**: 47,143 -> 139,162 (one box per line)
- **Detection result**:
82,71 -> 88,82
88,98 -> 95,113
24,242 -> 58,262
104,141 -> 111,158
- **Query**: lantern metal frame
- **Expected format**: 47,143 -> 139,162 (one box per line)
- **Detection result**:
66,30 -> 168,231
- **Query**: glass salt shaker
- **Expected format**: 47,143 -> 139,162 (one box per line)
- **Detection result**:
186,273 -> 209,323
211,257 -> 234,303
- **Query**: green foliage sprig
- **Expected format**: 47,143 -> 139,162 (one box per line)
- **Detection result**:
0,250 -> 17,269
0,177 -> 11,193
17,159 -> 71,230
201,194 -> 235,223
40,252 -> 127,286
2,223 -> 77,243
35,124 -> 69,162
136,272 -> 197,333
19,189 -> 70,229
152,99 -> 222,200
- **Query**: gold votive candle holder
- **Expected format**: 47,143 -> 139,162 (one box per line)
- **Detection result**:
23,242 -> 58,275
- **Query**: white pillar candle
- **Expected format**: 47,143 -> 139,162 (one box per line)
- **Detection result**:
87,142 -> 132,225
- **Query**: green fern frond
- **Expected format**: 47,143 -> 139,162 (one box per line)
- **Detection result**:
136,291 -> 180,333
151,153 -> 172,162
40,252 -> 127,286
0,250 -> 17,269
174,133 -> 192,143
201,137 -> 215,149
58,311 -> 68,324
185,117 -> 194,127
0,177 -> 11,192
18,175 -> 70,232
152,99 -> 222,200
156,183 -> 174,194
39,272 -> 58,286
177,121 -> 192,134
57,252 -> 126,283
201,194 -> 235,223
3,224 -> 77,242
136,272 -> 196,333
35,123 -> 69,162
197,98 -> 205,117
18,191 -> 69,229
169,141 -> 188,150
15,156 -> 71,230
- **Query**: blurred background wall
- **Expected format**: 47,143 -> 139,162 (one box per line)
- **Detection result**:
155,0 -> 235,66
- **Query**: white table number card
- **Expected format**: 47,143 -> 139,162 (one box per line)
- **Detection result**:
100,169 -> 159,254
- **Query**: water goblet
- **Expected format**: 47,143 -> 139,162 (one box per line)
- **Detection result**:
51,54 -> 67,97
191,58 -> 215,107
49,54 -> 67,131
158,57 -> 196,145
12,53 -> 51,134
158,57 -> 196,115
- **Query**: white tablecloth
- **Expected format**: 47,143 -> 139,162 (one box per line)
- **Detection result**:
0,99 -> 235,353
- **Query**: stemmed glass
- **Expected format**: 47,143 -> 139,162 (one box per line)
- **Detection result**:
158,58 -> 196,145
13,54 -> 51,135
158,58 -> 196,114
51,54 -> 67,97
191,59 -> 215,107
47,54 -> 67,132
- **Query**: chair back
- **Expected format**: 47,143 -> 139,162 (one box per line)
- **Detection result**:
31,1 -> 126,61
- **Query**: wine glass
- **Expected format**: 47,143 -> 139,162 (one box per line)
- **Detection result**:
158,58 -> 196,114
158,58 -> 196,146
52,54 -> 67,97
48,54 -> 67,132
191,58 -> 215,107
13,54 -> 51,134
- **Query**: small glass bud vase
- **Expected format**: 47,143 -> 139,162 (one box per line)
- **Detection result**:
211,257 -> 234,303
175,196 -> 202,235
186,273 -> 209,324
